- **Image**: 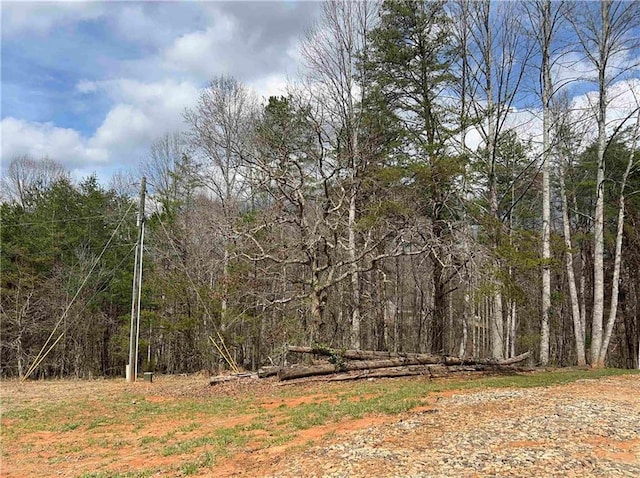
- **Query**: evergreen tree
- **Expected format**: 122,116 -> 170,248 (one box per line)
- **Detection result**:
364,0 -> 464,353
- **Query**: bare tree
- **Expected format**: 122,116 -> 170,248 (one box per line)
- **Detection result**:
461,0 -> 532,359
553,94 -> 588,366
525,0 -> 570,364
301,0 -> 378,348
571,0 -> 640,366
241,92 -> 427,345
600,99 -> 640,365
184,76 -> 258,329
141,132 -> 188,204
1,155 -> 68,206
108,169 -> 138,199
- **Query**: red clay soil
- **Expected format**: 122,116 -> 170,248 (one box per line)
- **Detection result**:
1,373 -> 638,477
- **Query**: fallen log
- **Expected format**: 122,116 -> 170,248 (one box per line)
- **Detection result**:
257,366 -> 280,378
278,364 -> 532,384
209,372 -> 257,385
277,354 -> 529,381
287,346 -> 530,367
489,352 -> 532,366
329,364 -> 502,381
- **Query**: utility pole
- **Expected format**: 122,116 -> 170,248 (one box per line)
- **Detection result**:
127,177 -> 146,382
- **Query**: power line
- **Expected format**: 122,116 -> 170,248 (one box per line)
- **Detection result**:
1,213 -> 136,228
22,200 -> 137,381
2,243 -> 139,259
9,243 -> 137,377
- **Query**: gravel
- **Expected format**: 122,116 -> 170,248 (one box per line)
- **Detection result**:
268,376 -> 640,478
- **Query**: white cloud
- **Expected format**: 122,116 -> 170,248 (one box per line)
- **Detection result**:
2,78 -> 202,175
81,78 -> 199,112
1,2 -> 105,36
1,1 -> 322,182
80,78 -> 201,157
604,78 -> 640,121
551,52 -> 597,90
552,49 -> 640,95
90,104 -> 153,150
110,4 -> 174,49
463,128 -> 483,151
464,78 -> 640,158
567,78 -> 640,147
162,14 -> 236,79
247,74 -> 290,102
0,117 -> 107,166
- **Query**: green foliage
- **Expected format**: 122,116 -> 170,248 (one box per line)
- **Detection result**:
472,130 -> 538,226
365,0 -> 458,149
362,0 -> 466,240
1,175 -> 137,377
569,139 -> 639,229
311,344 -> 348,371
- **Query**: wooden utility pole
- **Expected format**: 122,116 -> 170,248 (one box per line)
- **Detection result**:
127,177 -> 146,382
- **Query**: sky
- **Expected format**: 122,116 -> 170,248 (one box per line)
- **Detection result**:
1,0 -> 322,181
1,1 -> 639,185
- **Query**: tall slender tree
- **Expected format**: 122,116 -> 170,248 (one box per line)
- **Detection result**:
571,0 -> 640,366
462,0 -> 532,359
364,0 -> 462,353
184,76 -> 257,332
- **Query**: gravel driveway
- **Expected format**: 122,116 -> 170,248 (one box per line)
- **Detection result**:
268,375 -> 640,477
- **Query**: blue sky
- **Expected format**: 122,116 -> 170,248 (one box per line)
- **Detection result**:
1,1 -> 638,184
1,1 -> 321,181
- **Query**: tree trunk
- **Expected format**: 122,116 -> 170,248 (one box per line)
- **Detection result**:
459,286 -> 470,357
491,285 -> 504,359
590,0 -> 610,367
221,246 -> 229,328
322,364 -> 527,381
310,288 -> 325,343
287,345 -> 530,364
482,0 -> 503,361
559,166 -> 587,366
598,114 -> 638,365
540,0 -> 552,366
349,188 -> 361,349
431,252 -> 446,354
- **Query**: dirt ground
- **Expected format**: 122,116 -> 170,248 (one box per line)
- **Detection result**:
1,373 -> 639,477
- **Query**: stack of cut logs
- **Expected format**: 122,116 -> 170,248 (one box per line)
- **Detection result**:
208,346 -> 532,384
269,346 -> 531,381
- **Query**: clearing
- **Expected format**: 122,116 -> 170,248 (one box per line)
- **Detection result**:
1,369 -> 639,477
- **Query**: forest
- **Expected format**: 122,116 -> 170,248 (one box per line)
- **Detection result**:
1,0 -> 639,379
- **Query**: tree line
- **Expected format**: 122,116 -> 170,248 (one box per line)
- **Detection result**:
2,0 -> 639,378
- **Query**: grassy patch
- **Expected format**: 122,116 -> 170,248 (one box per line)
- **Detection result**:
87,418 -> 116,430
267,368 -> 639,432
57,421 -> 82,432
177,422 -> 201,433
139,435 -> 159,446
79,471 -> 154,478
179,451 -> 216,475
265,431 -> 296,447
161,427 -> 249,457
280,386 -> 420,430
55,442 -> 84,454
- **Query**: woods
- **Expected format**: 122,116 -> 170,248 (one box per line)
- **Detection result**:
1,0 -> 639,379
